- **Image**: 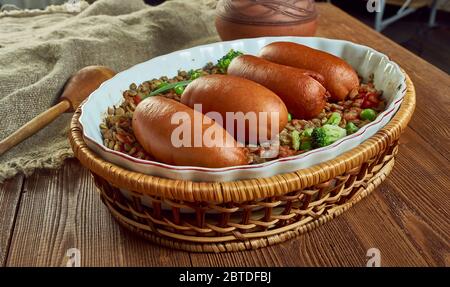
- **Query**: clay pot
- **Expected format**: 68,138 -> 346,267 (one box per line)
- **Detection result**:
215,0 -> 318,41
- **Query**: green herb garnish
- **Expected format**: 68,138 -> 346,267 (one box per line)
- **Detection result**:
217,49 -> 243,73
143,80 -> 192,99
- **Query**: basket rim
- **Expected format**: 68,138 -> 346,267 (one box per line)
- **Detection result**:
69,73 -> 415,203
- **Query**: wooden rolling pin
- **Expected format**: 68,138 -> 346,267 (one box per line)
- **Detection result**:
0,66 -> 116,156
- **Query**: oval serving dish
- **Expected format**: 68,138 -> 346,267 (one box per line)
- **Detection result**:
79,37 -> 407,182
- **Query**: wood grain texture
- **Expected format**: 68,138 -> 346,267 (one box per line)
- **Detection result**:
0,175 -> 23,266
191,127 -> 450,267
0,3 -> 449,267
189,214 -> 369,267
316,4 -> 450,161
6,160 -> 191,267
379,130 -> 450,266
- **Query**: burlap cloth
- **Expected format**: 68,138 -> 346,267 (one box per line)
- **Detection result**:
0,0 -> 220,183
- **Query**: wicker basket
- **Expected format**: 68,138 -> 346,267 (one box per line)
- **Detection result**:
69,74 -> 415,253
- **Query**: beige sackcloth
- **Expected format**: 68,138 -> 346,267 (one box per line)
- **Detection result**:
0,0 -> 220,183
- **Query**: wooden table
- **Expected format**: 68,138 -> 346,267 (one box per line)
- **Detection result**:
1,3 -> 449,267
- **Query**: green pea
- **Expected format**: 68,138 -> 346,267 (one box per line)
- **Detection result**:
360,108 -> 377,121
288,113 -> 292,122
174,84 -> 185,95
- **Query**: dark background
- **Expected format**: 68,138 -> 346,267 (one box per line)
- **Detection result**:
326,1 -> 450,73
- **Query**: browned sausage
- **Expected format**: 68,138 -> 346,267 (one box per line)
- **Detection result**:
181,74 -> 288,144
259,41 -> 360,101
228,55 -> 327,120
132,96 -> 248,168
293,68 -> 325,86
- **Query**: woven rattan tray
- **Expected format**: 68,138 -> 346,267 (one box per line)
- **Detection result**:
69,74 -> 415,253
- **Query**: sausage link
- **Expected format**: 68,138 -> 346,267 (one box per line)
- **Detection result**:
228,55 -> 327,120
259,41 -> 360,101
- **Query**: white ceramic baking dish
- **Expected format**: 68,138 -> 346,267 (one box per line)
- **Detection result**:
79,36 -> 406,182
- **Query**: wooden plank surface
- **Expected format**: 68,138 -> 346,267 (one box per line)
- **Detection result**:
191,128 -> 449,267
5,160 -> 191,267
316,4 -> 450,161
0,3 -> 449,266
0,175 -> 23,266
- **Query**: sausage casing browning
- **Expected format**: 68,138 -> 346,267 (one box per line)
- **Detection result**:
181,74 -> 288,144
259,41 -> 359,101
132,96 -> 248,168
228,55 -> 327,119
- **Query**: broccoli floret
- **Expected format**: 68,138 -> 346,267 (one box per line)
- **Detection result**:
311,124 -> 347,148
326,112 -> 342,126
291,130 -> 301,151
300,140 -> 312,151
345,122 -> 359,134
302,128 -> 314,138
217,49 -> 243,73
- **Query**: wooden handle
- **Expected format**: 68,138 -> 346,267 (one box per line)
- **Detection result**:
0,100 -> 71,156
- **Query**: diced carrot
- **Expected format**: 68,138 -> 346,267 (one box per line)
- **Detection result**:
134,95 -> 142,105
